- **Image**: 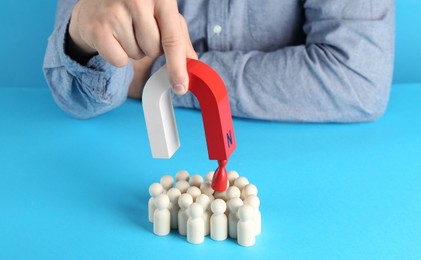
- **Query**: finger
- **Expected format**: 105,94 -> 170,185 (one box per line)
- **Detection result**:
91,29 -> 129,67
155,0 -> 188,95
179,14 -> 198,60
131,2 -> 163,58
112,15 -> 145,60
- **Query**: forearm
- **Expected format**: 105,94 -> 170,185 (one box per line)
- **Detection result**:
198,48 -> 392,122
167,0 -> 395,122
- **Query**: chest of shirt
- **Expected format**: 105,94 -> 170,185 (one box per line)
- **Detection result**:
178,0 -> 306,52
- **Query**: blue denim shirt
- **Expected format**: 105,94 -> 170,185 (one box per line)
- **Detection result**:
44,0 -> 395,122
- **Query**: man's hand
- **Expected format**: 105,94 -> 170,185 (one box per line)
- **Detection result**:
68,0 -> 197,95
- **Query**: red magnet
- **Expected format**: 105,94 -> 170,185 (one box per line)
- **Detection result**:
187,59 -> 236,191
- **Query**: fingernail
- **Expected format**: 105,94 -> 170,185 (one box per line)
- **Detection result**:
173,84 -> 186,95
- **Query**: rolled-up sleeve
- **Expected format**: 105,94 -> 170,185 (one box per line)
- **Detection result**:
43,0 -> 133,119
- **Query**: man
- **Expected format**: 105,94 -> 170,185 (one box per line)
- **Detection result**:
44,0 -> 395,122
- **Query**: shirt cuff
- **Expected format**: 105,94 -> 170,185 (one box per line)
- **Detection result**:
54,14 -> 132,102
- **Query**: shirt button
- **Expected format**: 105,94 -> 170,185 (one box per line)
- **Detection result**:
213,25 -> 222,34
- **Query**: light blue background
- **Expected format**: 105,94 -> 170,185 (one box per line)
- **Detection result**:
0,0 -> 420,88
0,0 -> 56,88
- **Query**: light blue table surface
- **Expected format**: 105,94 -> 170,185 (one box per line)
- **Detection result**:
1,84 -> 420,259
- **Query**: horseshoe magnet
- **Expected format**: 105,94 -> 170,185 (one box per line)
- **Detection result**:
142,59 -> 236,191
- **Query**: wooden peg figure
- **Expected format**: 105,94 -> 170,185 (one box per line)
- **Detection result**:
241,184 -> 258,200
245,195 -> 261,236
175,170 -> 190,182
226,186 -> 241,216
227,170 -> 239,186
167,187 -> 181,229
187,186 -> 201,201
234,176 -> 249,192
228,197 -> 243,239
160,175 -> 174,192
196,194 -> 211,236
178,193 -> 193,236
189,174 -> 204,188
175,180 -> 190,194
187,203 -> 205,244
237,205 -> 256,247
200,181 -> 214,197
210,199 -> 227,241
153,194 -> 170,236
148,182 -> 164,223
